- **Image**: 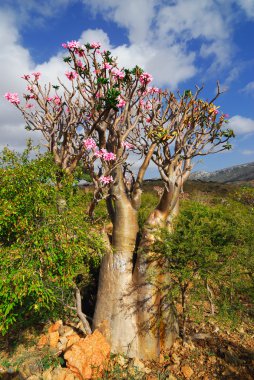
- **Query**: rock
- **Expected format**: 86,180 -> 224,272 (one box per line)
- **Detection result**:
38,334 -> 48,348
51,367 -> 77,380
19,359 -> 42,378
49,331 -> 60,348
63,327 -> 75,338
42,368 -> 53,380
66,334 -> 81,348
48,320 -> 63,333
181,364 -> 194,379
27,376 -> 41,380
191,333 -> 211,340
132,357 -> 145,371
115,355 -> 127,367
64,330 -> 110,379
167,374 -> 177,380
171,353 -> 181,365
58,336 -> 68,351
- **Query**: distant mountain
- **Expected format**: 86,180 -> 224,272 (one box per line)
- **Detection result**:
190,162 -> 254,183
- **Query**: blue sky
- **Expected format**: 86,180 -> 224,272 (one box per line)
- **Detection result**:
1,0 -> 254,175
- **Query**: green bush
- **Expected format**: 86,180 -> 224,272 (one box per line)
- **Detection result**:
154,200 -> 254,336
0,145 -> 104,334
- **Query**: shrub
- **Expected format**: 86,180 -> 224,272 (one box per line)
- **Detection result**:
0,144 -> 104,334
154,200 -> 254,338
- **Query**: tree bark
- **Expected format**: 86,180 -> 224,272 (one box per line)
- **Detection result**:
133,186 -> 180,359
93,193 -> 139,357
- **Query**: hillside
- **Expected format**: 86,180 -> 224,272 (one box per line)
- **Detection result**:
190,161 -> 254,183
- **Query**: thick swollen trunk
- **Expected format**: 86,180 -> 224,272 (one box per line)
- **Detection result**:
133,189 -> 180,359
93,197 -> 139,357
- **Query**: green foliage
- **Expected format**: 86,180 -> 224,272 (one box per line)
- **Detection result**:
232,186 -> 254,208
154,200 -> 254,330
0,144 -> 104,335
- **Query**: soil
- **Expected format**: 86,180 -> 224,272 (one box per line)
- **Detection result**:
0,318 -> 253,379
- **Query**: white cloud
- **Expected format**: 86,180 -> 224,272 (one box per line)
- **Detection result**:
82,0 -> 157,44
236,0 -> 254,18
242,149 -> 254,155
241,81 -> 254,93
228,115 -> 254,135
3,0 -> 74,27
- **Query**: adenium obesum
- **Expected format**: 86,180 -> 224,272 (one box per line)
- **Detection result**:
4,40 -> 159,192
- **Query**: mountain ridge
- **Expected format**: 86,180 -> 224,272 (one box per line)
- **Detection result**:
190,161 -> 254,183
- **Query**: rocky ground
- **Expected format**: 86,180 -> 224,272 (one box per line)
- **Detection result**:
0,318 -> 253,380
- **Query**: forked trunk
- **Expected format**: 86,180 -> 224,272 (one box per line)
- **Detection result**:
133,188 -> 180,359
93,196 -> 139,357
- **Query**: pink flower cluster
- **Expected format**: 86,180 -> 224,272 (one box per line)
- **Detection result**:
140,72 -> 153,86
122,141 -> 134,149
4,92 -> 20,105
90,42 -> 101,49
94,149 -> 116,161
65,71 -> 78,80
83,138 -> 97,150
62,40 -> 80,49
21,74 -> 30,80
77,60 -> 85,69
147,86 -> 160,94
46,95 -> 61,105
116,96 -> 126,108
112,68 -> 125,79
103,63 -> 112,70
25,103 -> 34,109
99,175 -> 113,185
32,72 -> 41,81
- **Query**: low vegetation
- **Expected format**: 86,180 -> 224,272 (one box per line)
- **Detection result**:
0,145 -> 253,379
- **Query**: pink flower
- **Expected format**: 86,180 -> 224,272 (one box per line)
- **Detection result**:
103,152 -> 116,161
147,86 -> 160,94
146,118 -> 151,122
99,175 -> 113,185
94,149 -> 105,158
77,60 -> 85,69
116,96 -> 126,108
111,68 -> 125,79
94,149 -> 116,161
53,95 -> 61,105
95,92 -> 102,99
4,92 -> 20,105
103,63 -> 113,70
223,113 -> 230,118
25,103 -> 34,108
32,72 -> 41,81
65,71 -> 78,80
21,74 -> 30,80
139,72 -> 153,86
90,42 -> 101,49
62,40 -> 80,49
84,138 -> 97,150
122,141 -> 134,149
144,101 -> 152,110
46,97 -> 53,102
26,85 -> 33,92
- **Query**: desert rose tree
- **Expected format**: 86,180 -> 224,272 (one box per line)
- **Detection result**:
5,40 -> 233,359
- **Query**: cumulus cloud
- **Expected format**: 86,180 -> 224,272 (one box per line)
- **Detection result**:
1,0 -> 253,152
236,0 -> 254,18
228,115 -> 254,135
